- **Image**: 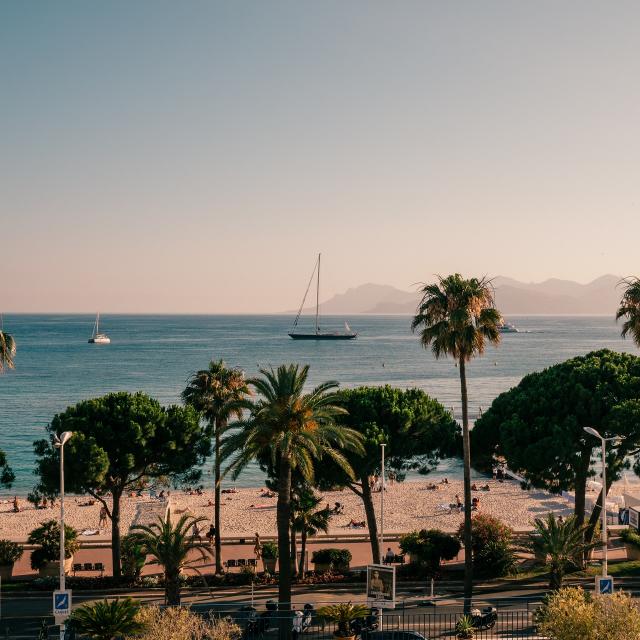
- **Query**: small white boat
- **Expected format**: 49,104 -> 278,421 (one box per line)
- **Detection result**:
88,313 -> 111,344
499,322 -> 519,334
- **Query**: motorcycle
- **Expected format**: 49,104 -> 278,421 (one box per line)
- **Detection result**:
350,607 -> 380,639
292,603 -> 315,639
241,600 -> 278,639
470,606 -> 498,630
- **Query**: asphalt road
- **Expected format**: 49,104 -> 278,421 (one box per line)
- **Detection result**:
2,577 -> 635,639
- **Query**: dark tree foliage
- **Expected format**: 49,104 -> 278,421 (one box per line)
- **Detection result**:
32,391 -> 210,577
472,349 -> 640,531
315,385 -> 459,563
399,529 -> 461,577
0,450 -> 14,488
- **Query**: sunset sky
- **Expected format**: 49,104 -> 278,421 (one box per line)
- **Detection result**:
3,1 -> 640,313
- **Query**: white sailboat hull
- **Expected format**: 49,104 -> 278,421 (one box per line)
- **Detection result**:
88,334 -> 111,344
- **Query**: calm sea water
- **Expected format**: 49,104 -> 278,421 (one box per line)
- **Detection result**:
0,314 -> 636,494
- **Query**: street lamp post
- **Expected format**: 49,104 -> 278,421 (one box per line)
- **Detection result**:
54,431 -> 73,640
583,427 -> 622,577
380,443 -> 385,560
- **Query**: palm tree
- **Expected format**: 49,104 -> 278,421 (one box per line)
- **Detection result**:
0,324 -> 16,372
292,489 -> 331,576
130,513 -> 210,605
222,364 -> 363,638
182,360 -> 250,574
530,513 -> 599,590
71,598 -> 143,640
411,274 -> 502,611
617,277 -> 640,347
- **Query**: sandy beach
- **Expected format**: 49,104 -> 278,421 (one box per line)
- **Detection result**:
0,477 -> 574,541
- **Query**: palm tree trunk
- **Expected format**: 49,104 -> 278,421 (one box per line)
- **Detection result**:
361,473 -> 381,563
291,524 -> 298,578
214,421 -> 223,574
166,570 -> 181,606
277,456 -> 293,640
299,528 -> 307,576
459,357 -> 473,614
111,488 -> 123,579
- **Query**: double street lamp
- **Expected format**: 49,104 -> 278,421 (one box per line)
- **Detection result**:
54,431 -> 73,640
583,427 -> 623,577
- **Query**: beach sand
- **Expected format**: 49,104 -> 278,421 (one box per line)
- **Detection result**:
0,477 -> 573,541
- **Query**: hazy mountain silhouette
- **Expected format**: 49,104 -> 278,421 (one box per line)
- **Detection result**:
293,275 -> 623,315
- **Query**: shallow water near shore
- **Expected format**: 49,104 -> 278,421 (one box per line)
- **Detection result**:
0,314 -> 636,494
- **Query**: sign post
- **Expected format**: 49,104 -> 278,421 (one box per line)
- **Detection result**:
596,575 -> 614,595
53,589 -> 72,626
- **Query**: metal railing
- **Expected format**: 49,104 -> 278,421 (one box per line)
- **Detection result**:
233,610 -> 543,640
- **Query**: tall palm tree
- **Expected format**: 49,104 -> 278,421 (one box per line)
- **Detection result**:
130,513 -> 210,605
182,360 -> 250,573
71,598 -> 143,640
222,364 -> 363,639
292,489 -> 331,576
617,277 -> 640,347
0,323 -> 16,372
411,274 -> 502,612
530,513 -> 599,590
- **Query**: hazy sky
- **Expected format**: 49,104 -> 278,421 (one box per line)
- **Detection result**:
3,1 -> 640,313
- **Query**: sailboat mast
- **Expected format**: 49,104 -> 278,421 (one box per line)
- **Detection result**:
96,312 -> 100,336
315,254 -> 320,334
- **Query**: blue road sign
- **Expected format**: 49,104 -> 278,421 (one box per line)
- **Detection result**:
596,576 -> 614,595
53,590 -> 72,617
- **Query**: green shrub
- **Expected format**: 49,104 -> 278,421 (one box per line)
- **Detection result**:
620,528 -> 640,548
121,534 -> 146,579
261,541 -> 278,560
72,598 -> 143,640
28,520 -> 79,570
311,548 -> 352,567
0,539 -> 23,565
399,529 -> 460,576
457,514 -> 514,578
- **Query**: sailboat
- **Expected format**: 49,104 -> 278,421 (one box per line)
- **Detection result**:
288,254 -> 357,340
88,313 -> 111,344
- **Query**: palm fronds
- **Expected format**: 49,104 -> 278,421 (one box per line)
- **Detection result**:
617,277 -> 640,347
0,331 -> 16,372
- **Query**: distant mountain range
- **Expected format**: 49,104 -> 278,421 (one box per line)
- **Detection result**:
292,275 -> 624,315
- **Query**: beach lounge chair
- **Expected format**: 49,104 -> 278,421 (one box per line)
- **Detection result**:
436,503 -> 452,515
73,563 -> 82,574
248,558 -> 258,567
238,558 -> 247,567
83,562 -> 93,571
227,559 -> 237,568
94,562 -> 104,575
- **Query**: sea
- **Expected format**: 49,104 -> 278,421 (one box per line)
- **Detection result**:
0,314 -> 637,495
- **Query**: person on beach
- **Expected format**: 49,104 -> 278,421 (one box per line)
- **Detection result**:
254,533 -> 262,559
207,524 -> 216,545
385,547 -> 395,564
191,521 -> 202,542
98,506 -> 108,528
12,496 -> 19,513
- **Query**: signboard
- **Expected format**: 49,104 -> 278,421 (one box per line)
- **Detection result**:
630,507 -> 639,531
53,589 -> 72,619
596,576 -> 614,595
366,564 -> 395,609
